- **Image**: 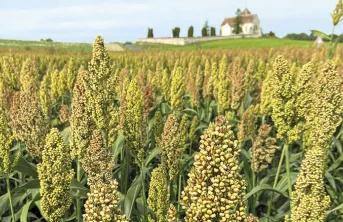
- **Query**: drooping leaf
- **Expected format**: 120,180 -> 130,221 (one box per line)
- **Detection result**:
144,147 -> 161,167
310,30 -> 331,40
245,184 -> 287,200
13,156 -> 38,178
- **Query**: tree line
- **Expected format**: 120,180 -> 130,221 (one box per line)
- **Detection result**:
147,21 -> 217,38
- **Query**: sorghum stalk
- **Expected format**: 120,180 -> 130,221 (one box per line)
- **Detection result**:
6,175 -> 14,222
76,160 -> 82,222
266,144 -> 286,222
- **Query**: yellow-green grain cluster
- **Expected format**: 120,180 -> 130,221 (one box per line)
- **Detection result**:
161,114 -> 185,180
288,148 -> 330,222
217,55 -> 231,114
37,128 -> 74,222
167,204 -> 179,222
238,105 -> 258,142
147,165 -> 170,221
304,61 -> 343,150
123,78 -> 145,165
84,35 -> 116,131
0,108 -> 18,174
181,116 -> 247,221
70,71 -> 94,160
10,89 -> 50,159
84,179 -> 129,222
82,130 -> 113,186
170,67 -> 185,111
252,124 -> 279,172
231,58 -> 245,110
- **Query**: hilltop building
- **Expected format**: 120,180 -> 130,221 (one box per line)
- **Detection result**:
221,8 -> 262,37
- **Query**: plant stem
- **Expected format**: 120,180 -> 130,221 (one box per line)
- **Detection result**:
177,173 -> 182,211
189,141 -> 192,155
141,164 -> 148,222
6,175 -> 15,222
76,160 -> 82,222
329,25 -> 337,58
284,143 -> 292,201
266,144 -> 286,222
252,171 -> 256,215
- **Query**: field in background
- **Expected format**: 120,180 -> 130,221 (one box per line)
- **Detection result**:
0,38 -> 324,53
0,39 -> 125,53
136,38 -> 315,51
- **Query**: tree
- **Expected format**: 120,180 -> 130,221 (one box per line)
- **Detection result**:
211,27 -> 216,36
147,28 -> 154,38
202,20 -> 209,37
263,31 -> 276,38
188,26 -> 194,37
233,9 -> 242,34
172,27 -> 181,38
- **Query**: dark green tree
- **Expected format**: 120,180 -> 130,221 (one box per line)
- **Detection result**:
188,26 -> 194,37
211,27 -> 216,36
202,20 -> 209,37
233,9 -> 242,34
147,28 -> 154,38
172,27 -> 181,38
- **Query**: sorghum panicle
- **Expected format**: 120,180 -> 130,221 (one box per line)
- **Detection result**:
288,148 -> 330,222
70,71 -> 95,160
84,35 -> 115,131
37,128 -> 74,222
147,165 -> 170,221
170,67 -> 186,111
0,108 -> 19,174
84,179 -> 129,222
10,89 -> 50,159
82,130 -> 113,187
238,105 -> 258,142
252,124 -> 279,172
123,78 -> 145,166
231,58 -> 245,110
161,114 -> 184,180
217,56 -> 231,114
167,204 -> 179,222
181,116 -> 247,221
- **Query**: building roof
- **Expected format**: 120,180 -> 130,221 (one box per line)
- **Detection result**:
221,8 -> 258,26
241,8 -> 251,15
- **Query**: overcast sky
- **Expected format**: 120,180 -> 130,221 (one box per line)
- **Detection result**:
1,0 -> 342,43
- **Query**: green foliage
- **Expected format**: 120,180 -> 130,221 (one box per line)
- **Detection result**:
233,8 -> 243,34
188,26 -> 194,37
172,27 -> 181,38
210,27 -> 216,36
147,28 -> 154,38
202,20 -> 209,37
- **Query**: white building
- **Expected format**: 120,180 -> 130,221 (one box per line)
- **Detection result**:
221,8 -> 262,37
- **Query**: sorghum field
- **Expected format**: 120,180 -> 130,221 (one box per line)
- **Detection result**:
1,35 -> 343,222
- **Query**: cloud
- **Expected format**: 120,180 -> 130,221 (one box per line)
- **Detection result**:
0,2 -> 150,30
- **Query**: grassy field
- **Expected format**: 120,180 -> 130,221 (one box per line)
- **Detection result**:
136,38 -> 315,51
0,39 -> 93,52
0,39 -> 126,53
0,38 -> 319,53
